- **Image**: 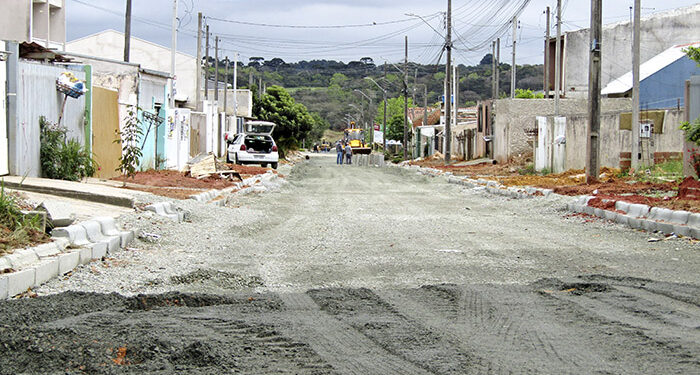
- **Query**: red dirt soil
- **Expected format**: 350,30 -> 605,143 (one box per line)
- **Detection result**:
114,170 -> 237,189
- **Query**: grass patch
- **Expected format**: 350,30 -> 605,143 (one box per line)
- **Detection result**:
0,185 -> 49,256
631,160 -> 684,183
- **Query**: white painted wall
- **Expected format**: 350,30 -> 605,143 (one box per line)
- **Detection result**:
0,46 -> 7,176
67,30 -> 198,108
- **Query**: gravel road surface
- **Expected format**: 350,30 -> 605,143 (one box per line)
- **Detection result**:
1,153 -> 698,374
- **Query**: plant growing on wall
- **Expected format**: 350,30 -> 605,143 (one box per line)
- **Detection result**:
114,105 -> 143,183
39,116 -> 96,181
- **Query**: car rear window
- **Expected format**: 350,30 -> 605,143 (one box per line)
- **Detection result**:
244,135 -> 274,153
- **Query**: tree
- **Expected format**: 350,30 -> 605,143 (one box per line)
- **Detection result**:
254,85 -> 314,156
248,56 -> 264,68
374,96 -> 414,126
386,113 -> 406,141
480,53 -> 493,66
360,57 -> 375,67
685,46 -> 700,64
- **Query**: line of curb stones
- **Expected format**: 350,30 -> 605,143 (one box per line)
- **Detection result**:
188,171 -> 285,206
0,217 -> 136,299
567,196 -> 700,239
145,201 -> 189,221
392,163 -> 555,199
392,163 -> 700,239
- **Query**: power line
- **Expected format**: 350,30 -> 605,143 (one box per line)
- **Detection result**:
206,15 -> 424,29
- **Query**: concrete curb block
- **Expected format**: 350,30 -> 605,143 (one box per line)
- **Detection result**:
567,197 -> 700,239
145,201 -> 180,222
1,214 -> 139,299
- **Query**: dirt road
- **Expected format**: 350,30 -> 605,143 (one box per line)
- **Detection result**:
1,154 -> 698,374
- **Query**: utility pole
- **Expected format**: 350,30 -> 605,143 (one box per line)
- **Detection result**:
445,0 -> 453,163
169,0 -> 177,108
423,85 -> 428,127
511,16 -> 517,98
413,68 -> 418,105
214,36 -> 219,101
631,0 -> 641,169
587,0 -> 602,183
224,57 -> 228,115
491,41 -> 496,98
454,60 -> 458,129
383,62 -> 388,151
545,6 -> 550,97
404,35 -> 409,160
496,38 -> 500,97
555,0 -> 562,115
233,52 -> 238,133
204,24 -> 209,100
123,0 -> 132,62
195,12 -> 202,108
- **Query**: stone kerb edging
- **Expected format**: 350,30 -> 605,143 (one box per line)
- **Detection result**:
0,217 -> 136,299
188,171 -> 285,206
145,201 -> 185,221
567,196 -> 700,239
391,163 -> 555,199
350,154 -> 386,167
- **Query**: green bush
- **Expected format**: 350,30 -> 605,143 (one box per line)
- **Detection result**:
40,116 -> 96,181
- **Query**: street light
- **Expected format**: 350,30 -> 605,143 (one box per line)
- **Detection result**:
365,77 -> 388,151
353,89 -> 374,145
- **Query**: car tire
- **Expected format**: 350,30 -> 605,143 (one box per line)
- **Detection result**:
271,162 -> 278,169
261,163 -> 268,168
233,153 -> 239,165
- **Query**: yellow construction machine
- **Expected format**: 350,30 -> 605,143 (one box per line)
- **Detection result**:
344,122 -> 371,155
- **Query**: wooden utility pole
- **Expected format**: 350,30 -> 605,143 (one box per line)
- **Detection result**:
195,12 -> 202,108
170,0 -> 177,108
204,24 -> 210,100
233,52 -> 238,131
224,57 -> 228,114
496,38 -> 500,97
631,0 -> 641,169
555,0 -> 562,115
383,62 -> 388,151
413,68 -> 418,105
445,0 -> 453,163
492,41 -> 497,98
404,35 -> 409,160
587,0 -> 602,183
511,16 -> 517,98
423,85 -> 428,127
545,6 -> 550,97
123,0 -> 132,62
214,36 -> 219,101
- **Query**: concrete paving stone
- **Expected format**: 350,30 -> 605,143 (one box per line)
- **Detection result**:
78,247 -> 92,265
656,222 -> 675,235
54,237 -> 70,251
94,217 -> 133,248
648,207 -> 674,222
614,214 -> 629,226
0,257 -> 14,273
641,220 -> 658,232
583,206 -> 595,216
52,225 -> 91,246
6,249 -> 40,269
593,208 -> 605,218
670,210 -> 691,225
6,268 -> 35,297
33,242 -> 61,258
91,242 -> 108,260
690,227 -> 700,239
672,225 -> 691,238
615,201 -> 631,213
58,252 -> 80,275
627,217 -> 643,230
627,204 -> 650,218
604,210 -> 618,221
35,201 -> 76,228
34,259 -> 59,286
80,220 -> 120,252
0,275 -> 7,299
687,213 -> 700,228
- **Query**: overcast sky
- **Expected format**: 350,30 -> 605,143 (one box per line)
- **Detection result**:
66,0 -> 700,66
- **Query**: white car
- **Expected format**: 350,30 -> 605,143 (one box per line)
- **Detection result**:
225,121 -> 279,169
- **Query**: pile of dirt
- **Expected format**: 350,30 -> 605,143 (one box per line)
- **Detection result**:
113,170 -> 237,190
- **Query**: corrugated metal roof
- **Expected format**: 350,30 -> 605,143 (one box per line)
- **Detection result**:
602,42 -> 700,95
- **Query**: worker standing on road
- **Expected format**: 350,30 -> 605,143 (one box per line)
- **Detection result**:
345,143 -> 353,165
336,141 -> 344,165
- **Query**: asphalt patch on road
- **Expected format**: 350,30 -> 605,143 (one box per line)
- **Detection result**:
0,276 -> 698,374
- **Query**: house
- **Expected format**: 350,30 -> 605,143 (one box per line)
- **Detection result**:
61,51 -> 172,176
602,43 -> 700,109
549,4 -> 700,98
66,30 -> 197,108
0,0 -> 66,50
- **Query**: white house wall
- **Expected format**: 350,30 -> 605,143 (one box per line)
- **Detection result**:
13,61 -> 86,177
66,30 -> 197,107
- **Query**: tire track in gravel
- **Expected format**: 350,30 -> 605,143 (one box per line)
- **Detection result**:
277,292 -> 432,375
375,285 -> 603,374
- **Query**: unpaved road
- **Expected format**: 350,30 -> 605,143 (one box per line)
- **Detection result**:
1,154 -> 699,374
